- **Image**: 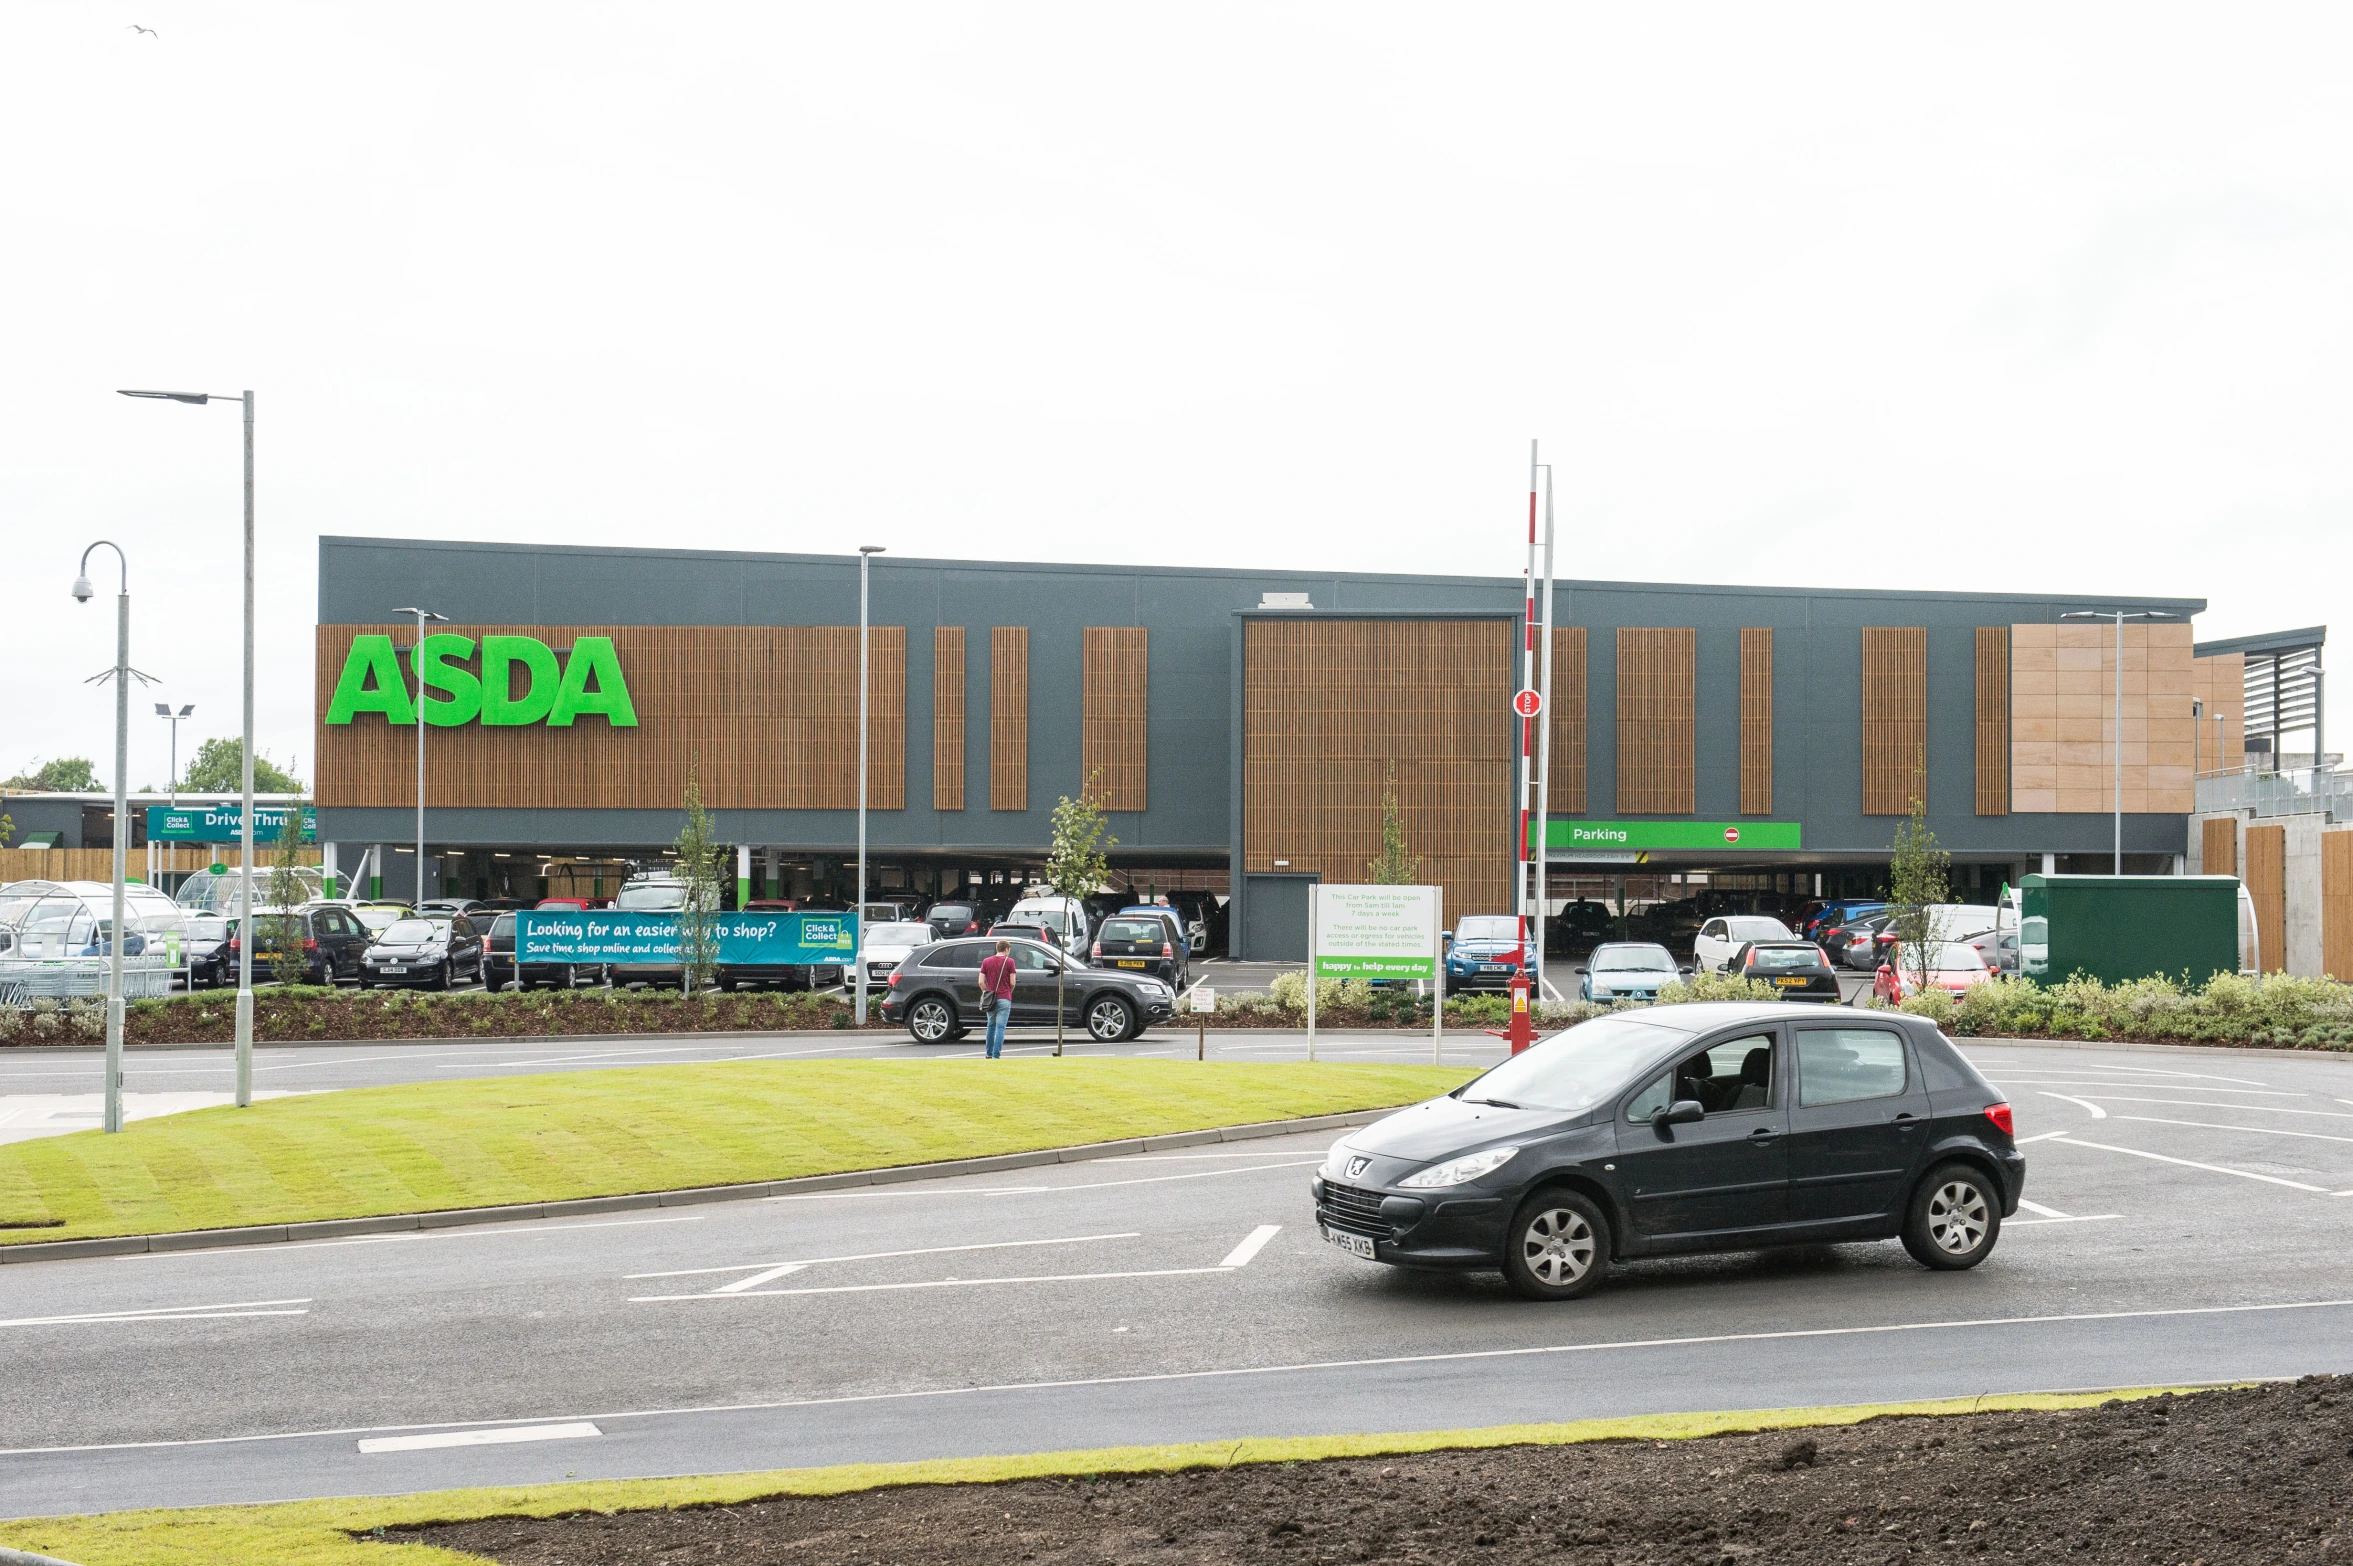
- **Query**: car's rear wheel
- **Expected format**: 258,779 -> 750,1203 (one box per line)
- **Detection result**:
486,970 -> 507,993
907,996 -> 958,1044
1086,995 -> 1136,1042
1902,1162 -> 2002,1270
1501,1190 -> 1610,1302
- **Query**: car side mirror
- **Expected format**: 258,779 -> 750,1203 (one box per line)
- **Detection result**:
1657,1099 -> 1705,1127
1441,932 -> 1454,950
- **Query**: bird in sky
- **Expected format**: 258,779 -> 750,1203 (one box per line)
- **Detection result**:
127,23 -> 156,35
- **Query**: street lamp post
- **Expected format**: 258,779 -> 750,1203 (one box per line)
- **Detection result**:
2061,609 -> 2174,874
72,543 -> 134,1134
853,547 -> 885,1028
155,702 -> 194,806
393,607 -> 448,907
119,388 -> 257,1108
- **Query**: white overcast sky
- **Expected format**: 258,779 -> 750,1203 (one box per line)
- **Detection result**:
4,3 -> 2348,790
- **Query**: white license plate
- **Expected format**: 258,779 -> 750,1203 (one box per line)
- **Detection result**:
1481,963 -> 1508,972
1321,1225 -> 1376,1260
381,965 -> 405,973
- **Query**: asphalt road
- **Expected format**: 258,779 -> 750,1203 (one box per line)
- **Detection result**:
6,1039 -> 2353,1517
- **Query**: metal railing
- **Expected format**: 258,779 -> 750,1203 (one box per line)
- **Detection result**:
2194,765 -> 2353,821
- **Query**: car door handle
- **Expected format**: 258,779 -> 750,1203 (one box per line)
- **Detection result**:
1748,1127 -> 1779,1144
1892,1111 -> 1920,1124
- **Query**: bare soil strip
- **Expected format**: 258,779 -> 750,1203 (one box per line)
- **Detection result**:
405,1379 -> 2352,1564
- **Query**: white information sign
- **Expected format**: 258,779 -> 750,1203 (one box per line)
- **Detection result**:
1312,885 -> 1439,979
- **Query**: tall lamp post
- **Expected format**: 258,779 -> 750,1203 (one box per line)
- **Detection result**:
2061,608 -> 2174,874
853,547 -> 885,1027
155,702 -> 195,806
119,388 -> 257,1108
72,543 -> 136,1134
393,607 -> 448,907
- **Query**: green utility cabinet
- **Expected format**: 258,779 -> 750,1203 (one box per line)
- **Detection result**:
2019,874 -> 2241,986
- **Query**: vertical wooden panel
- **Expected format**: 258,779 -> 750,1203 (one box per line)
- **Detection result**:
932,627 -> 965,811
1975,627 -> 2010,816
2245,823 -> 2286,975
1615,628 -> 1695,814
1739,628 -> 1773,816
1862,627 -> 1928,815
2202,816 -> 2237,879
1242,618 -> 1512,920
1081,627 -> 1148,812
2324,832 -> 2353,981
1547,626 -> 1587,816
990,626 -> 1029,812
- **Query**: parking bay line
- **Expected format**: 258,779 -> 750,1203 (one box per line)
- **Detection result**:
636,1225 -> 1282,1301
2038,1092 -> 2107,1120
2049,1136 -> 2330,1192
768,1159 -> 1322,1203
626,1232 -> 1145,1281
358,1422 -> 600,1455
0,1298 -> 310,1329
2043,1095 -> 2353,1120
26,1295 -> 2353,1460
2108,1114 -> 2353,1147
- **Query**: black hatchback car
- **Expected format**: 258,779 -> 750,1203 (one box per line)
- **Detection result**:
1729,941 -> 1843,1002
1311,1002 -> 2022,1301
881,937 -> 1176,1043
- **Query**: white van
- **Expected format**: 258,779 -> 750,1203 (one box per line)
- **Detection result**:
1006,895 -> 1091,954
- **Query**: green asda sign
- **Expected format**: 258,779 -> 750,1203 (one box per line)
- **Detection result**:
325,634 -> 639,728
1535,819 -> 1804,851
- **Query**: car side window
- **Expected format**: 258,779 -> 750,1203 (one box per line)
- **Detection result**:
1012,944 -> 1058,971
1797,1028 -> 1909,1106
1624,1072 -> 1672,1123
452,916 -> 476,939
1701,920 -> 1725,940
1671,1032 -> 1777,1114
923,942 -> 984,968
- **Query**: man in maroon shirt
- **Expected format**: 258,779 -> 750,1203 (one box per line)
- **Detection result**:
979,939 -> 1018,1058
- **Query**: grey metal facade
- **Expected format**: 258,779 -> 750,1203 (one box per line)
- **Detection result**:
316,536 -> 2202,869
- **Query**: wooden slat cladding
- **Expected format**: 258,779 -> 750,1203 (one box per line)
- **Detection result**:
990,626 -> 1029,812
932,627 -> 966,811
1615,628 -> 1695,815
2246,823 -> 2286,974
1739,628 -> 1773,815
314,624 -> 904,811
2325,832 -> 2353,981
2202,816 -> 2238,878
1861,627 -> 1928,815
1242,618 -> 1512,922
1082,628 -> 1149,812
1548,627 -> 1587,815
1975,626 -> 2010,816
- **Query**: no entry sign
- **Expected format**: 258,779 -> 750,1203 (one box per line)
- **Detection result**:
1512,688 -> 1543,718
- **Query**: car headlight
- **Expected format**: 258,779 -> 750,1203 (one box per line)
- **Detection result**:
1397,1145 -> 1520,1189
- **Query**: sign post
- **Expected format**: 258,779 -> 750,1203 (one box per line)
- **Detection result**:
1309,884 -> 1442,1064
1191,986 -> 1214,1059
1305,884 -> 1318,1063
1433,884 -> 1445,1064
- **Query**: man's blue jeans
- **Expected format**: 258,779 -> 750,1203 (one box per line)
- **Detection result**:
984,996 -> 1012,1057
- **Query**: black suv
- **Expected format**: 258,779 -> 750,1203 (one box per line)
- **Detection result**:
1312,1002 -> 2022,1301
880,937 -> 1176,1043
227,905 -> 374,986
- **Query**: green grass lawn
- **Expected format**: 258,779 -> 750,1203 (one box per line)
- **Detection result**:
0,1059 -> 1470,1246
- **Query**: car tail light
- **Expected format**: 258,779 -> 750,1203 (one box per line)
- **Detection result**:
1813,947 -> 1830,965
1161,941 -> 1174,958
1984,1103 -> 2014,1136
1091,942 -> 1103,958
887,972 -> 903,987
964,922 -> 978,934
304,938 -> 318,951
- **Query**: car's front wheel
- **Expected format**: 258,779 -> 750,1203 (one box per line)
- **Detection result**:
431,961 -> 451,991
906,996 -> 959,1044
1086,995 -> 1136,1042
1501,1190 -> 1610,1302
1902,1162 -> 2002,1270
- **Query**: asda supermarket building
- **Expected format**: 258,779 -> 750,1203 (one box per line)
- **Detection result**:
311,536 -> 2225,959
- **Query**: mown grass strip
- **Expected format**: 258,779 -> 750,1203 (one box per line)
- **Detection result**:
0,1059 -> 1469,1246
0,1389 -> 2192,1566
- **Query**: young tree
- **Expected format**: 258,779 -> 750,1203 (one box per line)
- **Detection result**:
672,766 -> 725,997
1365,765 -> 1421,885
266,804 -> 312,986
181,738 -> 302,794
1886,762 -> 1951,999
1044,774 -> 1116,1052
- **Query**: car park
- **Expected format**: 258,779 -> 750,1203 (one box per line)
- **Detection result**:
1093,907 -> 1189,988
1874,941 -> 1996,1002
1800,899 -> 1884,941
1444,915 -> 1530,992
1310,1002 -> 2023,1300
882,935 -> 1175,1043
483,911 -> 595,991
1577,942 -> 1681,1002
1732,941 -> 1842,1001
360,913 -> 487,989
1692,916 -> 1796,974
857,920 -> 936,988
225,904 -> 374,986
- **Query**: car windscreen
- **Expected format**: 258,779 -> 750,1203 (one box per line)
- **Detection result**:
1744,945 -> 1819,969
1456,916 -> 1518,941
930,904 -> 974,921
491,913 -> 516,937
357,907 -> 405,931
1012,907 -> 1074,934
1101,918 -> 1163,942
1921,943 -> 1985,969
1458,1014 -> 1695,1113
1591,946 -> 1674,972
380,919 -> 443,944
615,884 -> 687,910
1730,918 -> 1792,939
185,915 -> 230,941
866,923 -> 931,946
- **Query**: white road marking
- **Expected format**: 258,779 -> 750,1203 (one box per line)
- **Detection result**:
434,1046 -> 701,1070
114,1214 -> 705,1262
2111,1114 -> 2353,1146
2040,1095 -> 2352,1117
632,1265 -> 1232,1302
626,1232 -> 1143,1281
26,1295 -> 2353,1459
2051,1136 -> 2329,1192
2039,1092 -> 2107,1120
715,1263 -> 805,1293
0,1298 -> 310,1328
2015,1199 -> 2071,1218
2015,1129 -> 2071,1144
1990,1080 -> 2302,1097
1218,1225 -> 1281,1269
2006,1214 -> 2121,1226
358,1422 -> 600,1454
769,1159 -> 1322,1202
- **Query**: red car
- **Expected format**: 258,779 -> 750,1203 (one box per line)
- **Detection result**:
1875,941 -> 1995,1002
